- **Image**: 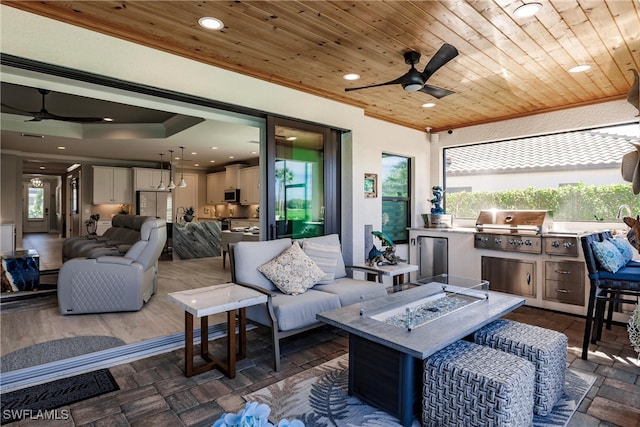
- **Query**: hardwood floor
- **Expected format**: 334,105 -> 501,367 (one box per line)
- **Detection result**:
2,233 -> 639,426
2,233 -> 231,356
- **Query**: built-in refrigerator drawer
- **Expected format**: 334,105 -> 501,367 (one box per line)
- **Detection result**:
544,260 -> 585,306
481,256 -> 536,297
418,236 -> 448,279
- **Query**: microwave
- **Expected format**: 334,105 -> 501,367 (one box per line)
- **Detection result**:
224,189 -> 240,203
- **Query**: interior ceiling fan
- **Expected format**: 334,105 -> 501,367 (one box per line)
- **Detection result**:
1,88 -> 107,123
345,43 -> 459,99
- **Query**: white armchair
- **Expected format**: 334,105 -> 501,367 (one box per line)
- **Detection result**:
58,219 -> 167,315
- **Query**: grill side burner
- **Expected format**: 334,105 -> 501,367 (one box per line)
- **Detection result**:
543,234 -> 579,257
474,232 -> 543,253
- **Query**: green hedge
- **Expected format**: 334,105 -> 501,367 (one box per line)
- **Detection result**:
446,183 -> 638,221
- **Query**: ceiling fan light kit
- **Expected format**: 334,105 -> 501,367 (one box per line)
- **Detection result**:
513,3 -> 542,18
344,43 -> 459,99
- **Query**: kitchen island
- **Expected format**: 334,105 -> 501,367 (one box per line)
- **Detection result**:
173,220 -> 222,260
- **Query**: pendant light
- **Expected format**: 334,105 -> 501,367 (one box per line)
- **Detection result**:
157,153 -> 166,190
178,146 -> 187,188
30,177 -> 43,188
167,149 -> 176,190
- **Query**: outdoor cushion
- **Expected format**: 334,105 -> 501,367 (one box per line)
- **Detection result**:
302,240 -> 341,284
596,266 -> 640,283
608,237 -> 634,263
258,243 -> 326,295
591,239 -> 627,273
298,234 -> 347,279
270,289 -> 341,331
314,277 -> 387,307
234,238 -> 292,292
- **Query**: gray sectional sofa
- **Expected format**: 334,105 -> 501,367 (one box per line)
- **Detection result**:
229,234 -> 387,371
62,214 -> 154,261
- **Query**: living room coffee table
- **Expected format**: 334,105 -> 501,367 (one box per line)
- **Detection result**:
168,283 -> 267,378
316,274 -> 525,427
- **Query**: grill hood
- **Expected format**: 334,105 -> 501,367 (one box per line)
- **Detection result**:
475,210 -> 551,234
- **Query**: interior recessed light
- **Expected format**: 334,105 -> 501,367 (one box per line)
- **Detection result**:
229,156 -> 235,159
251,151 -> 257,154
513,2 -> 542,18
343,73 -> 360,81
191,152 -> 197,155
286,136 -> 297,141
57,146 -> 66,150
569,64 -> 591,73
194,163 -> 199,167
39,166 -> 45,170
103,117 -> 114,122
210,146 -> 218,150
198,16 -> 224,30
422,102 -> 436,108
210,160 -> 215,163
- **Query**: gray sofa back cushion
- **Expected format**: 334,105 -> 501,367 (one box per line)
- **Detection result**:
234,238 -> 292,291
297,234 -> 347,279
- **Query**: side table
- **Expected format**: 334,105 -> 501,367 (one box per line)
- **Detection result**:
355,262 -> 419,291
1,249 -> 40,292
168,283 -> 267,378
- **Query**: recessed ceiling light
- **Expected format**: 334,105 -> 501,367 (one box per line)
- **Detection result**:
343,73 -> 360,81
210,160 -> 215,163
198,17 -> 224,30
194,163 -> 199,167
210,146 -> 218,150
191,152 -> 197,155
57,146 -> 66,150
103,117 -> 114,122
229,156 -> 235,159
513,2 -> 542,18
39,166 -> 45,170
251,151 -> 257,154
569,64 -> 591,73
422,102 -> 436,108
286,136 -> 297,141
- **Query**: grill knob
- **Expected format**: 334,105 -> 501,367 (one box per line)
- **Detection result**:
551,241 -> 560,247
564,242 -> 574,249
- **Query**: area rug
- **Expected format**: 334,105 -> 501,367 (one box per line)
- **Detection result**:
244,354 -> 596,427
0,369 -> 119,424
1,336 -> 126,372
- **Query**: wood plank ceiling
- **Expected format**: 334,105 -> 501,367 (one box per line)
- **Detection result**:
4,1 -> 639,132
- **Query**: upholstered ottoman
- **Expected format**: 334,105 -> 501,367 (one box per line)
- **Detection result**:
423,340 -> 535,427
474,319 -> 568,416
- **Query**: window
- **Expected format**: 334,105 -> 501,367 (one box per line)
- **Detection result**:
444,123 -> 640,221
381,154 -> 410,243
28,186 -> 44,220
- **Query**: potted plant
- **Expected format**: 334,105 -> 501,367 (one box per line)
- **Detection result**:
84,213 -> 100,235
183,207 -> 195,222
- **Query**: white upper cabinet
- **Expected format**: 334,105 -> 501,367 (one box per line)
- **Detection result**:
93,166 -> 132,204
239,166 -> 260,205
134,167 -> 170,191
206,172 -> 226,204
224,164 -> 246,189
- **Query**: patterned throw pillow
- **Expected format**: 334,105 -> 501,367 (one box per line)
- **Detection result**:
608,237 -> 634,263
591,240 -> 627,273
257,243 -> 326,295
302,241 -> 341,284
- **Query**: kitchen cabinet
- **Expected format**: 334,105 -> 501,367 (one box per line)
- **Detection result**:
239,166 -> 260,205
93,166 -> 132,204
206,172 -> 226,204
544,260 -> 585,306
481,256 -> 536,298
134,167 -> 170,191
224,164 -> 246,189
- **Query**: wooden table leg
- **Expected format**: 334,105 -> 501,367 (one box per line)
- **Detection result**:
185,311 -> 195,376
238,307 -> 247,359
227,309 -> 237,378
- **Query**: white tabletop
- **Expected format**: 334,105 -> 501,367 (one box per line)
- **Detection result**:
356,262 -> 419,276
168,283 -> 267,318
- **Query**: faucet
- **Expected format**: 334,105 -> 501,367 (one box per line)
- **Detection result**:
617,204 -> 632,219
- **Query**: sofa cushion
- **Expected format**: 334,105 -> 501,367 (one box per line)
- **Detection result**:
234,239 -> 293,291
313,277 -> 387,307
596,266 -> 640,283
271,289 -> 341,331
298,234 -> 347,279
302,240 -> 341,284
592,239 -> 627,273
258,243 -> 325,295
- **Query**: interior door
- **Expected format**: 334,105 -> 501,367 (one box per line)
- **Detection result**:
266,117 -> 341,240
22,181 -> 50,233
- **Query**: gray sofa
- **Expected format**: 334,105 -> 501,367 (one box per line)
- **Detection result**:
62,214 -> 154,261
229,234 -> 387,371
58,218 -> 167,315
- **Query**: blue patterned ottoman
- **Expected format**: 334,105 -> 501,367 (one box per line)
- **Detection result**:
423,340 -> 535,427
474,319 -> 567,416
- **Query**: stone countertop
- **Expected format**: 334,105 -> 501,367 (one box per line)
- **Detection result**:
409,227 -> 476,233
173,221 -> 221,259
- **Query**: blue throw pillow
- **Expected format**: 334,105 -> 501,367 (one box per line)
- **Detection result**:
608,237 -> 634,263
591,240 -> 627,273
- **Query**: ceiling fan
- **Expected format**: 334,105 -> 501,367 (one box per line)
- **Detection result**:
345,43 -> 459,99
1,88 -> 107,123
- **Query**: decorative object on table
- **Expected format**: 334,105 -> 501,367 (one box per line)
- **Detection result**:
627,68 -> 639,116
366,230 -> 406,266
624,216 -> 640,252
364,173 -> 377,198
119,204 -> 129,214
212,401 -> 303,427
422,185 -> 453,228
628,304 -> 640,356
183,207 -> 195,222
84,213 -> 100,235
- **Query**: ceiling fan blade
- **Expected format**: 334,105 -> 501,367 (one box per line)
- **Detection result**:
421,43 -> 459,80
1,102 -> 33,116
45,113 -> 106,123
344,75 -> 405,92
419,84 -> 455,99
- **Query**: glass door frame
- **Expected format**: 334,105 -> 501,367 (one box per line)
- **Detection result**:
265,116 -> 341,240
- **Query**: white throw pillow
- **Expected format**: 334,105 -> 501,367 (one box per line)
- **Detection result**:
302,240 -> 341,284
257,243 -> 326,295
